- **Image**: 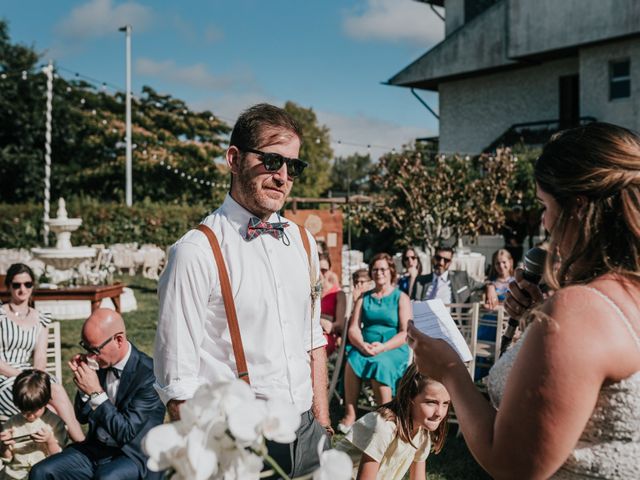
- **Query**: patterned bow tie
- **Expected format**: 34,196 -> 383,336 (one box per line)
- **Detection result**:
245,217 -> 289,241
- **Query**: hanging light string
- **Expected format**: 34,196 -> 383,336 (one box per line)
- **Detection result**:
2,65 -> 403,159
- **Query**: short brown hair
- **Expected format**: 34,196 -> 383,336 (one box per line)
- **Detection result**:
230,103 -> 302,152
368,252 -> 398,283
13,369 -> 51,412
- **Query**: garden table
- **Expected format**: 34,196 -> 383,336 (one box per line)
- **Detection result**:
0,283 -> 125,313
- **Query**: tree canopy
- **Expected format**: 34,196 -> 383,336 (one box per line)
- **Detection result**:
353,142 -> 518,251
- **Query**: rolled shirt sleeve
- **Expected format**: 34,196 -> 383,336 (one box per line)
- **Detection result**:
154,237 -> 216,404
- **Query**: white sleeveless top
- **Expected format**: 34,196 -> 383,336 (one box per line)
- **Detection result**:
487,287 -> 640,479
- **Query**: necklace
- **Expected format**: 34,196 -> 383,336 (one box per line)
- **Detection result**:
8,304 -> 30,317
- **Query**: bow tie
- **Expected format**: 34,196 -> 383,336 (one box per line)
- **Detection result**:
108,367 -> 121,379
245,217 -> 289,241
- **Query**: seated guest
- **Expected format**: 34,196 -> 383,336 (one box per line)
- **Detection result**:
338,253 -> 411,433
0,263 -> 84,442
30,309 -> 165,480
397,247 -> 423,300
351,269 -> 373,305
0,370 -> 68,479
484,249 -> 515,309
414,246 -> 496,305
319,254 -> 347,356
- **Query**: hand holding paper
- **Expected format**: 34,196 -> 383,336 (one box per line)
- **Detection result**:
411,299 -> 473,363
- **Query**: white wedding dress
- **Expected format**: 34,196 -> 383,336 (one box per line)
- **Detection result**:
487,287 -> 640,479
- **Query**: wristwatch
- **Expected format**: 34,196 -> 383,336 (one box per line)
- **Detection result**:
89,390 -> 104,400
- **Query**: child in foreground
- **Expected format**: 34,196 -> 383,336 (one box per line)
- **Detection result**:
0,370 -> 68,479
336,363 -> 450,480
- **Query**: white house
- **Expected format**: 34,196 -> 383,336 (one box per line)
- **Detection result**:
388,0 -> 640,154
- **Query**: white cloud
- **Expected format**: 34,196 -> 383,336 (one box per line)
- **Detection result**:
204,24 -> 224,44
317,110 -> 431,160
55,0 -> 154,40
136,58 -> 257,91
342,0 -> 444,46
191,96 -> 433,161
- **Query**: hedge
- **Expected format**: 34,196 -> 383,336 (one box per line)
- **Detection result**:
0,200 -> 212,248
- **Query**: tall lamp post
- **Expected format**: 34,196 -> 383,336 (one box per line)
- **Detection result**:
119,24 -> 133,206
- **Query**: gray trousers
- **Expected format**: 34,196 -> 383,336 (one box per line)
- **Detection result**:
264,409 -> 330,479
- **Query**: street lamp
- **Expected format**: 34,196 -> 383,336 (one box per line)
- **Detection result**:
119,25 -> 133,206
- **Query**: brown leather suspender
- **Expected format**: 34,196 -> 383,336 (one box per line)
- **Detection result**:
196,223 -> 314,387
196,224 -> 251,384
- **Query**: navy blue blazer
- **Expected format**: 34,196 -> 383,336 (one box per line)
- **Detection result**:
74,343 -> 165,478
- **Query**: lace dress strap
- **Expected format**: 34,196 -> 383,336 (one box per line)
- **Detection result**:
581,286 -> 640,352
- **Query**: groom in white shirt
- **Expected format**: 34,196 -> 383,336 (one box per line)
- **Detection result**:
154,103 -> 330,478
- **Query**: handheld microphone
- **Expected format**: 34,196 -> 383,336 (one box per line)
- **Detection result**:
500,247 -> 547,356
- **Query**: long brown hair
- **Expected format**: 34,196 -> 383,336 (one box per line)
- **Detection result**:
378,363 -> 449,454
535,122 -> 640,289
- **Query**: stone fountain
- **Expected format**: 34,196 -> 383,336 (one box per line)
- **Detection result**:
31,198 -> 96,274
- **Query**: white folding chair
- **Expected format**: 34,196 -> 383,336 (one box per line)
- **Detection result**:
46,321 -> 63,382
447,303 -> 480,378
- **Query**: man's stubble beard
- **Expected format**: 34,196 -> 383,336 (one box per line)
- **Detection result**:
235,167 -> 288,218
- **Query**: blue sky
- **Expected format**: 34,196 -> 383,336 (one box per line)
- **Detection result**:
2,0 -> 444,159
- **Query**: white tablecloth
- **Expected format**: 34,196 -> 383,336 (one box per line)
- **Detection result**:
451,252 -> 486,282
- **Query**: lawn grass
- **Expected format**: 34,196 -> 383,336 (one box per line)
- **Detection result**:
57,275 -> 490,479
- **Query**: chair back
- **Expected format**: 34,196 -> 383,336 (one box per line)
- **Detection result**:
46,321 -> 62,382
447,303 -> 480,378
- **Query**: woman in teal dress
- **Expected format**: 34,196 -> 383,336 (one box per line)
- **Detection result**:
338,253 -> 411,433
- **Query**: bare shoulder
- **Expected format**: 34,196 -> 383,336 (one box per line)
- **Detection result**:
535,276 -> 640,379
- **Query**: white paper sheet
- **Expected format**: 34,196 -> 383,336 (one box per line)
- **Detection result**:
411,299 -> 473,363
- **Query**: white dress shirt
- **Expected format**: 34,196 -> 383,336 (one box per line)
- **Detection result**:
154,194 -> 325,413
426,271 -> 453,305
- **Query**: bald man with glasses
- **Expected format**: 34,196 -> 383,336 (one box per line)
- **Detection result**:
30,309 -> 165,480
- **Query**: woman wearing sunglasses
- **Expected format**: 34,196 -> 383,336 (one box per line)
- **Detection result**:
397,247 -> 423,300
0,263 -> 84,441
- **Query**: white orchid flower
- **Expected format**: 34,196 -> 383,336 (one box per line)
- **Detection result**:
313,436 -> 353,480
261,399 -> 301,443
185,427 -> 218,480
220,447 -> 263,480
227,399 -> 267,446
142,422 -> 185,472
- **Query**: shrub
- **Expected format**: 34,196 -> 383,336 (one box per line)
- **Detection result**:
0,200 -> 212,248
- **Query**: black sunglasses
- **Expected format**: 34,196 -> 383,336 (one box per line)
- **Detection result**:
433,254 -> 452,264
79,331 -> 123,356
11,282 -> 33,289
239,147 -> 308,178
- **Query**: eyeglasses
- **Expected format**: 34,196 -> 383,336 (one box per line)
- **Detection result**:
239,147 -> 308,178
79,332 -> 123,355
403,255 -> 417,261
11,282 -> 33,289
433,254 -> 452,264
371,268 -> 389,274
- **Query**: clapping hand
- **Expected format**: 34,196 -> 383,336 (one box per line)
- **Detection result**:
72,361 -> 102,395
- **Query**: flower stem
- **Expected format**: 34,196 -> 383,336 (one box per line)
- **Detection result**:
261,452 -> 291,480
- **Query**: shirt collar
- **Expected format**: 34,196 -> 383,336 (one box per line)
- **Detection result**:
435,270 -> 450,283
113,342 -> 132,371
220,193 -> 283,237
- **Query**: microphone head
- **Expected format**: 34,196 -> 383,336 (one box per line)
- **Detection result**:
522,247 -> 547,284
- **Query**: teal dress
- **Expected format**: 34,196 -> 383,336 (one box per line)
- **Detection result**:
347,289 -> 410,395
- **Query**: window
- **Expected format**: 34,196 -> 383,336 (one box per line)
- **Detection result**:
610,60 -> 631,100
